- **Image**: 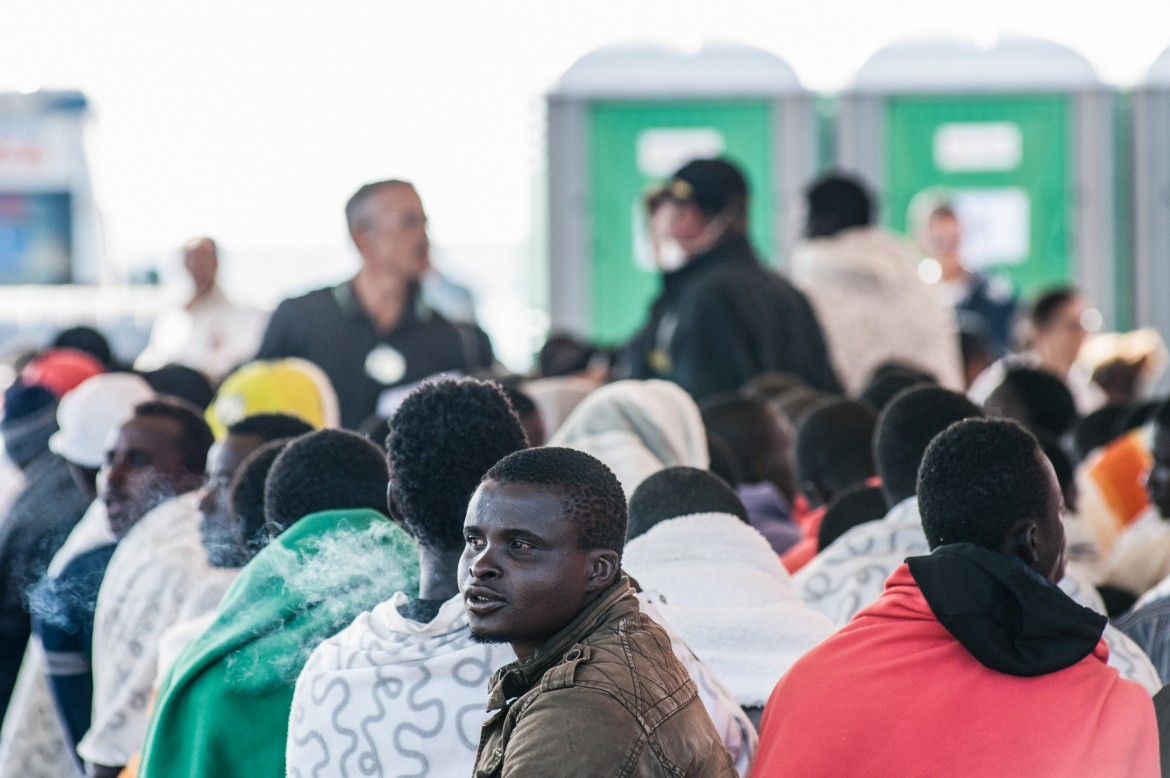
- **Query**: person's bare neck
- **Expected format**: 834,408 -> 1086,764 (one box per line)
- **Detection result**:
416,544 -> 463,602
940,258 -> 968,284
352,267 -> 411,332
186,283 -> 217,309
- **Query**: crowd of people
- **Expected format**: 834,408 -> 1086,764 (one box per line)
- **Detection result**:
1,156 -> 1169,776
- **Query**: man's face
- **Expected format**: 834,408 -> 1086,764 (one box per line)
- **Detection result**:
352,185 -> 430,281
1146,427 -> 1170,518
1033,455 -> 1068,583
1035,298 -> 1088,374
459,480 -> 599,662
100,415 -> 193,539
184,242 -> 218,297
199,432 -> 263,567
923,214 -> 960,260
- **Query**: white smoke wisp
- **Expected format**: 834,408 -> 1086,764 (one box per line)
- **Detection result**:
221,518 -> 419,689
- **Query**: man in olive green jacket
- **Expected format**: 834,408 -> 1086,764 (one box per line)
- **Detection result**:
461,446 -> 736,777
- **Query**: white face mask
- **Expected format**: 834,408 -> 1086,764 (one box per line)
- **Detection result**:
655,239 -> 688,272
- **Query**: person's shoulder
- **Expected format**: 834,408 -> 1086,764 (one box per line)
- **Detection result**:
577,611 -> 696,700
59,542 -> 118,581
271,285 -> 342,315
797,513 -> 921,578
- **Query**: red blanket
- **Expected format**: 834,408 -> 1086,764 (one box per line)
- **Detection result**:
753,564 -> 1159,777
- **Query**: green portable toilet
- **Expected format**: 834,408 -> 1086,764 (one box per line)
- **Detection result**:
547,42 -> 817,343
836,36 -> 1121,326
1132,49 -> 1170,375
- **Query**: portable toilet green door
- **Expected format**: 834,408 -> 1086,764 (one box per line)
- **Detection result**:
547,43 -> 817,344
1132,48 -> 1170,389
836,36 -> 1120,327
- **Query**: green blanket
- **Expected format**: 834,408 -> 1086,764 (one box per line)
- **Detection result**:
139,508 -> 418,777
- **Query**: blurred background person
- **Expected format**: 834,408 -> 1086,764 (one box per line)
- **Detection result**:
135,238 -> 267,385
790,173 -> 963,394
624,159 -> 840,401
970,286 -> 1107,414
919,204 -> 1018,357
256,181 -> 485,429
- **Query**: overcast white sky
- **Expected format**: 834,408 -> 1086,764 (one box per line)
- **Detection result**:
3,0 -> 1168,364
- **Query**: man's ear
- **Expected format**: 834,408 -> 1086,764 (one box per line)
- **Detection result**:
584,549 -> 620,593
385,487 -> 405,527
1002,518 -> 1040,565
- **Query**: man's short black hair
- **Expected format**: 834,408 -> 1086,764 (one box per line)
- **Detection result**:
985,366 -> 1078,439
1036,431 -> 1077,513
140,366 -> 215,410
264,429 -> 389,531
1029,286 -> 1079,330
387,378 -> 528,551
227,413 -> 314,443
537,334 -> 608,378
483,447 -> 627,558
705,431 -> 744,488
627,466 -> 748,540
700,394 -> 787,486
818,484 -> 888,551
795,399 -> 877,501
804,172 -> 873,238
918,418 -> 1051,551
52,326 -> 113,368
134,398 -> 214,475
859,362 -> 937,414
230,439 -> 291,559
874,386 -> 982,506
1073,405 -> 1127,461
345,179 -> 413,231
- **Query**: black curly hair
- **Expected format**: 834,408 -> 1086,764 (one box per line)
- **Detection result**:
483,446 -> 627,557
386,378 -> 528,551
264,428 -> 389,531
229,439 -> 291,558
795,398 -> 877,504
985,366 -> 1078,439
874,386 -> 982,507
918,418 -> 1051,551
134,398 -> 214,474
227,413 -> 314,442
627,466 -> 747,540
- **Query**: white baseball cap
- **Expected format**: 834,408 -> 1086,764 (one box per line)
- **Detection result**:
49,373 -> 156,468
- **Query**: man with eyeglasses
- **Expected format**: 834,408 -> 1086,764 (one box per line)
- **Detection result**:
256,180 -> 480,428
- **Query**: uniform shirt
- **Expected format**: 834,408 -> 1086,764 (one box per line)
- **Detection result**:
256,281 -> 475,429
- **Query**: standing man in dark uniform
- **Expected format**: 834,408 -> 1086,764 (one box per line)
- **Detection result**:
256,180 -> 482,429
627,158 -> 840,402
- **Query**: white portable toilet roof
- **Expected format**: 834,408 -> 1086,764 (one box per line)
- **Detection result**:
1145,47 -> 1170,87
852,35 -> 1100,93
553,41 -> 804,98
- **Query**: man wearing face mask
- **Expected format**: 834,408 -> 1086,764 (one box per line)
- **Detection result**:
627,158 -> 841,402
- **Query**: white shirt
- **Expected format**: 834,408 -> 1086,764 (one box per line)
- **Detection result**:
135,286 -> 268,383
79,493 -> 211,767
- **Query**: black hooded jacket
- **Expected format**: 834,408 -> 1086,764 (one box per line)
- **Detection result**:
908,543 -> 1107,676
627,234 -> 842,402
